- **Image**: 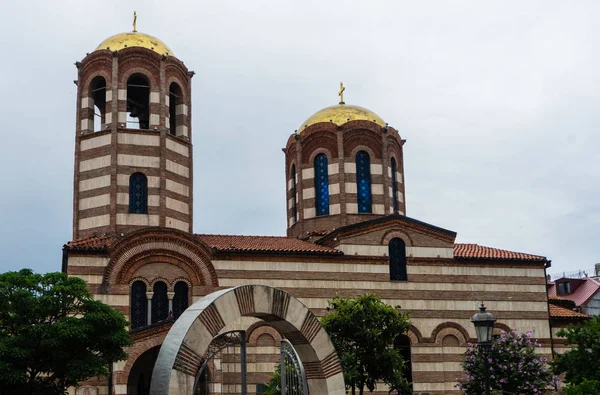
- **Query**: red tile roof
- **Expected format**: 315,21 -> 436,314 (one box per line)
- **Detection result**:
65,234 -> 119,250
548,277 -> 600,307
549,304 -> 589,319
454,243 -> 547,262
65,234 -> 545,262
196,234 -> 342,255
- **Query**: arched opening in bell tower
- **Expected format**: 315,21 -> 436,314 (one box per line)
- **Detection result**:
89,76 -> 106,132
169,82 -> 183,136
127,74 -> 150,129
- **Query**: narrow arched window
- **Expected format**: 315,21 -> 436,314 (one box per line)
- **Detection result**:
151,281 -> 169,324
394,335 -> 413,390
126,74 -> 150,129
89,76 -> 106,133
173,281 -> 189,319
130,281 -> 147,330
129,173 -> 148,214
314,154 -> 329,216
356,151 -> 372,213
169,82 -> 183,136
391,157 -> 398,212
389,238 -> 407,281
290,165 -> 297,223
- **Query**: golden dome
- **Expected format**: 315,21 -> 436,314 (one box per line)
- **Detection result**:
298,103 -> 386,132
95,31 -> 174,56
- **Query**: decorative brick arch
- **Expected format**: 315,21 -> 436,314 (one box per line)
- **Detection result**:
150,285 -> 345,395
494,322 -> 512,335
381,229 -> 414,246
431,322 -> 470,346
247,322 -> 282,344
406,325 -> 423,344
118,333 -> 167,386
104,228 -> 218,287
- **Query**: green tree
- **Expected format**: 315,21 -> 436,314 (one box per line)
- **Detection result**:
320,293 -> 411,395
554,315 -> 600,395
0,269 -> 132,395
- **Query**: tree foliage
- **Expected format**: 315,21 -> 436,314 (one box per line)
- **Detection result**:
554,316 -> 600,395
320,293 -> 412,395
457,330 -> 557,395
0,269 -> 132,395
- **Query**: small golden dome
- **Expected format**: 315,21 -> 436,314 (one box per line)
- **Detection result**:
298,104 -> 386,132
95,31 -> 174,56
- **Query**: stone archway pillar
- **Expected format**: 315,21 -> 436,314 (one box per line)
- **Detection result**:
150,285 -> 345,395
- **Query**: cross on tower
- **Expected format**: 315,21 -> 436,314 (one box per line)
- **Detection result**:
338,82 -> 345,105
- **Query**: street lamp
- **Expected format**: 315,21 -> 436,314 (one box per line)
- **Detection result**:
471,303 -> 496,395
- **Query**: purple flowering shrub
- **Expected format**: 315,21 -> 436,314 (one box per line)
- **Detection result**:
457,330 -> 558,394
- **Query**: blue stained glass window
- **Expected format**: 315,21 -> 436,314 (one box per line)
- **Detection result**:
391,157 -> 398,212
314,154 -> 329,216
291,165 -> 297,223
356,151 -> 372,213
129,172 -> 148,214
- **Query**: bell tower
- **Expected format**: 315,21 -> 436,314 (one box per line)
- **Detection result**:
284,84 -> 406,238
72,18 -> 194,239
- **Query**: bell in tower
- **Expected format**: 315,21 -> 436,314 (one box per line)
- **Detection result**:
73,14 -> 194,239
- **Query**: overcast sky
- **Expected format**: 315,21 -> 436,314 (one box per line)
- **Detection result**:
0,0 -> 598,276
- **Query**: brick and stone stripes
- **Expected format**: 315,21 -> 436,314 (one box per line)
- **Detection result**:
199,304 -> 226,336
304,361 -> 325,380
235,286 -> 255,315
173,343 -> 204,375
321,350 -> 342,378
300,311 -> 321,343
271,288 -> 290,318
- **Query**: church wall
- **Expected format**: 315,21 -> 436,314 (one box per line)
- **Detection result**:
207,255 -> 550,395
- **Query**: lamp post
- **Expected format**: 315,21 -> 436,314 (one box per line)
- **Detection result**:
471,303 -> 496,395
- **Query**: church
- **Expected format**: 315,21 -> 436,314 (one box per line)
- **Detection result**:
62,22 -> 577,395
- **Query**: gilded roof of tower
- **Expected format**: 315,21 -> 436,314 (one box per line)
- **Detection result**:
95,31 -> 174,56
298,104 -> 386,132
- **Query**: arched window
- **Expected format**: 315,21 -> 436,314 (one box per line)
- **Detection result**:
169,82 -> 183,136
151,281 -> 169,324
391,157 -> 399,212
126,74 -> 150,129
173,281 -> 189,319
89,76 -> 106,132
130,281 -> 147,329
290,165 -> 297,223
389,238 -> 407,281
129,173 -> 148,214
314,154 -> 329,216
394,335 -> 413,389
356,151 -> 372,213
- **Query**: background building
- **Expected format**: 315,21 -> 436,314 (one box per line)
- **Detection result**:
65,26 -> 556,395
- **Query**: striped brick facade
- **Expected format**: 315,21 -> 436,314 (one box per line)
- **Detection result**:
65,222 -> 553,395
284,121 -> 406,238
63,27 -> 560,395
73,47 -> 194,238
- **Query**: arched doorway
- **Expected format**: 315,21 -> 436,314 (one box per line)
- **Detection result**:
150,285 -> 345,395
128,345 -> 161,395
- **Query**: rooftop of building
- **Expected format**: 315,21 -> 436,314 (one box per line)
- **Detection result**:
548,276 -> 600,307
64,231 -> 547,262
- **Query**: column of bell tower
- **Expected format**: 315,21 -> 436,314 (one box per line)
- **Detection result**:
72,29 -> 194,239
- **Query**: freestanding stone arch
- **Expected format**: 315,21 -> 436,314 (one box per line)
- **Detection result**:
150,285 -> 345,395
